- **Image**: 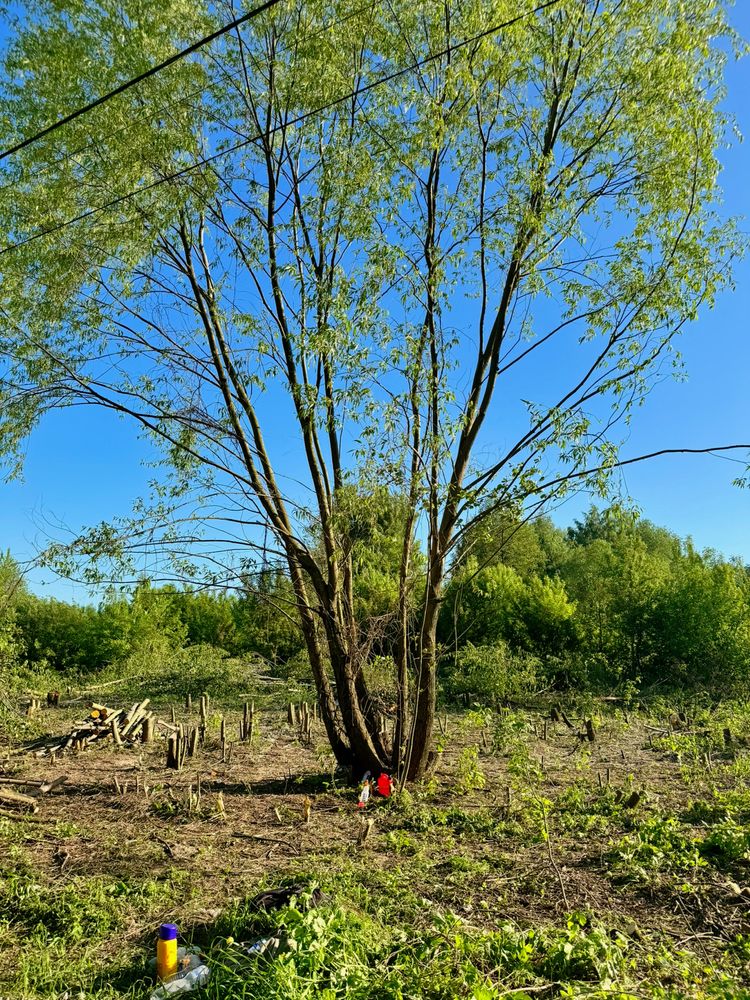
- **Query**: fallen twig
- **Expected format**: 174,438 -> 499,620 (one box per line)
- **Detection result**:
540,802 -> 569,910
232,832 -> 300,854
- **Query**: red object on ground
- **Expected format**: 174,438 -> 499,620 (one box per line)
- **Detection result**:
376,773 -> 393,798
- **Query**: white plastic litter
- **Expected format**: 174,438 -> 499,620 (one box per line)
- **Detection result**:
357,780 -> 370,809
150,965 -> 210,998
234,935 -> 285,958
150,948 -> 210,999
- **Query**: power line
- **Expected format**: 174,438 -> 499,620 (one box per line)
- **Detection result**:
0,0 -> 285,164
0,0 -> 376,195
0,0 -> 564,258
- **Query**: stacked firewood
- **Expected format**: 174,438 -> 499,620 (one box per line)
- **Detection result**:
23,699 -> 155,758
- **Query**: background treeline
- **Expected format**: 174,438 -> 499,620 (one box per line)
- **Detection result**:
439,508 -> 750,702
2,507 -> 750,701
0,560 -> 303,675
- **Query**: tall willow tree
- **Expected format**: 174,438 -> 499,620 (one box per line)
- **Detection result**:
0,0 -> 742,776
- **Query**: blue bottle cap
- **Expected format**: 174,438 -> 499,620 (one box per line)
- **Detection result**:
159,923 -> 178,941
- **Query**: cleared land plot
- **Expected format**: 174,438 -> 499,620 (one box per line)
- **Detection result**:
2,684 -> 750,998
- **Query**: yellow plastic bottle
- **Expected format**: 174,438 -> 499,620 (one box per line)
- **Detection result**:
156,923 -> 179,981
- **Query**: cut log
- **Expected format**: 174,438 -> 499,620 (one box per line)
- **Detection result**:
121,699 -> 151,737
0,787 -> 39,809
40,776 -> 68,793
0,776 -> 67,794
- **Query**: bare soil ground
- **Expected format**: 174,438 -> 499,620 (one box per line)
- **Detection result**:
2,691 -> 750,998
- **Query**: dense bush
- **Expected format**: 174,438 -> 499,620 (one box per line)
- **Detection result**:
441,642 -> 540,706
440,508 -> 750,699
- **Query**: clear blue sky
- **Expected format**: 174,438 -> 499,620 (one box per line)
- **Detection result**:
1,4 -> 750,601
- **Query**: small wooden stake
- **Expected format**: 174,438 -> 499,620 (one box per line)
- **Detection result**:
357,816 -> 374,846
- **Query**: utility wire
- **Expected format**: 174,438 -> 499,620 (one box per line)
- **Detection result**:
0,0 -> 564,258
0,0 -> 377,195
0,0 -> 285,163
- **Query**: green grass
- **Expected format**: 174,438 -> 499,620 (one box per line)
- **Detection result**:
0,858 -> 193,999
202,887 -> 636,1000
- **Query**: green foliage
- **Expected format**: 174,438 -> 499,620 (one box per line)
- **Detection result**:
454,507 -> 559,580
441,642 -> 539,707
534,913 -> 629,983
0,552 -> 25,679
700,819 -> 750,867
454,746 -> 486,794
491,710 -> 529,754
232,573 -> 304,664
608,816 -> 707,885
440,504 -> 750,703
0,858 -> 184,946
8,573 -> 305,678
206,893 -> 634,1000
440,560 -> 528,648
554,784 -> 630,837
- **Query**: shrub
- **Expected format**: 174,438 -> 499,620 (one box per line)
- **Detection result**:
442,641 -> 539,706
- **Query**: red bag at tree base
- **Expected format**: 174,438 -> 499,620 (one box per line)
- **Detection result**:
377,773 -> 393,798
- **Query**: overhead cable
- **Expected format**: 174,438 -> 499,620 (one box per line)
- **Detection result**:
0,0 -> 564,258
0,0 -> 284,163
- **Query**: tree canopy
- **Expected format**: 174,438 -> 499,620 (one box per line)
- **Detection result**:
0,0 -> 744,776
